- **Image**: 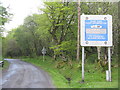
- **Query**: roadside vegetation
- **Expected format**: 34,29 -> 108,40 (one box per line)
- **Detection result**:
0,3 -> 11,71
2,59 -> 9,70
0,57 -> 9,71
22,55 -> 118,88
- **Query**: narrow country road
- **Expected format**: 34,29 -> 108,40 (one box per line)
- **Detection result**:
1,59 -> 55,88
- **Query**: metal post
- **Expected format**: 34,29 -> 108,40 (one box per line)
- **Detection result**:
82,47 -> 84,82
43,54 -> 45,62
108,47 -> 111,81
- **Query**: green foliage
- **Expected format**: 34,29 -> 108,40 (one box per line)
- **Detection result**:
0,58 -> 10,71
2,29 -> 21,57
86,54 -> 98,63
0,5 -> 9,25
3,14 -> 52,57
2,2 -> 119,64
42,2 -> 77,45
0,3 -> 12,35
50,40 -> 76,59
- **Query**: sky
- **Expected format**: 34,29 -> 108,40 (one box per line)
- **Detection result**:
1,0 -> 44,34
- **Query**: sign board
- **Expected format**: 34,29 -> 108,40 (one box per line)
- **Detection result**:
81,15 -> 112,46
42,47 -> 46,55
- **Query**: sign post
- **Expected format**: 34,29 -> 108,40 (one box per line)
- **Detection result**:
42,47 -> 46,62
82,47 -> 84,82
108,47 -> 111,81
80,15 -> 112,82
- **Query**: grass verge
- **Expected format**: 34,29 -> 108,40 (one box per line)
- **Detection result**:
2,60 -> 10,71
22,56 -> 118,88
0,59 -> 10,72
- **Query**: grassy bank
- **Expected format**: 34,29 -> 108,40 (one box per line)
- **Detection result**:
2,60 -> 10,71
0,58 -> 10,71
22,56 -> 118,88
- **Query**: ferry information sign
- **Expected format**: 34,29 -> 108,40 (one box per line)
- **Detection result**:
81,15 -> 112,46
85,20 -> 108,41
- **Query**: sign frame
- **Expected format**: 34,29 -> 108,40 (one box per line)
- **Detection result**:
80,15 -> 112,82
81,15 -> 112,47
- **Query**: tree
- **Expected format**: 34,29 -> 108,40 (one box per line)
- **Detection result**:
0,3 -> 12,36
76,0 -> 81,61
2,2 -> 119,65
42,2 -> 77,59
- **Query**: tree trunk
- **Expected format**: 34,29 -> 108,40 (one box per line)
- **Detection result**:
97,46 -> 101,60
104,47 -> 107,60
76,0 -> 81,61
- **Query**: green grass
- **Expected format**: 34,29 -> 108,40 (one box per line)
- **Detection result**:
2,60 -> 10,70
0,58 -> 10,71
22,56 -> 118,88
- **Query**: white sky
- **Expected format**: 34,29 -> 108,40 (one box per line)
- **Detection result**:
1,0 -> 44,32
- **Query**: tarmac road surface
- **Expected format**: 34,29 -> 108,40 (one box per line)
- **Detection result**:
1,59 -> 55,88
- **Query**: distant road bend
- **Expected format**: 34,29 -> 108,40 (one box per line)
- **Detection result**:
2,59 -> 55,88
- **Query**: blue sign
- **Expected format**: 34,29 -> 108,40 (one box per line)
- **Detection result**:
85,20 -> 108,41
